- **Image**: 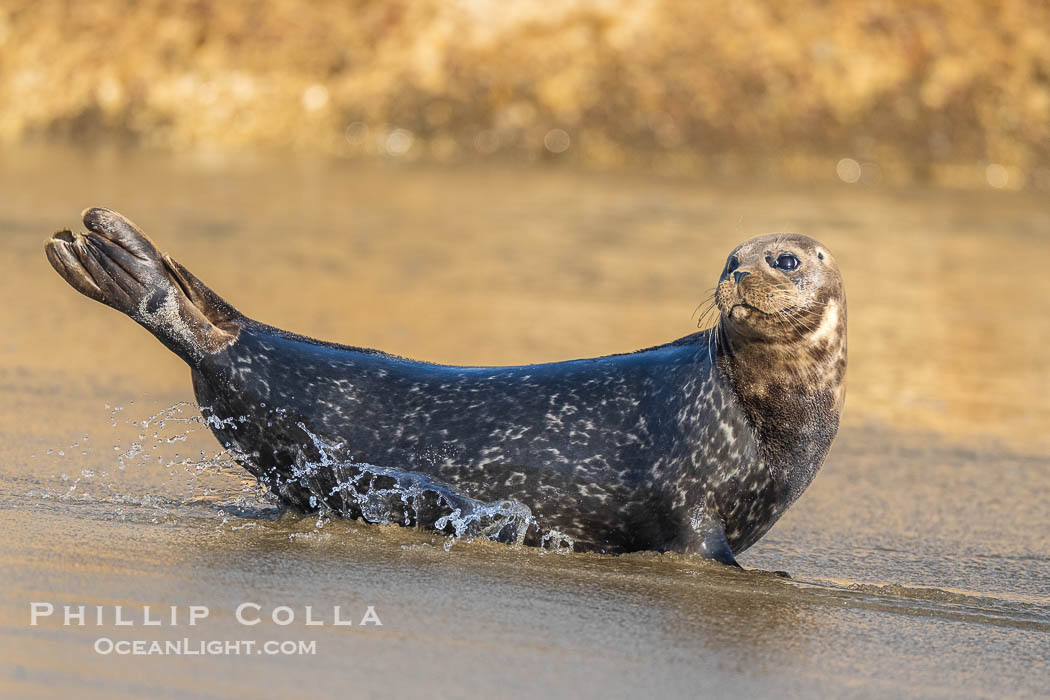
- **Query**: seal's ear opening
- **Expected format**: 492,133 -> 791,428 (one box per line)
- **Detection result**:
45,208 -> 241,363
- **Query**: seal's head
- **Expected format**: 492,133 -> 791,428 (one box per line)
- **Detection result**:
710,233 -> 848,535
713,233 -> 847,457
715,233 -> 844,344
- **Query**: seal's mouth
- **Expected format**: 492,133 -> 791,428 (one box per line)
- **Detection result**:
728,301 -> 800,318
729,302 -> 761,319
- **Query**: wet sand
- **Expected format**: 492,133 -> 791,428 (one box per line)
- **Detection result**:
1,146 -> 1048,698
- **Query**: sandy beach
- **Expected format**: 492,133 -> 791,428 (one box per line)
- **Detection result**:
1,147 -> 1047,697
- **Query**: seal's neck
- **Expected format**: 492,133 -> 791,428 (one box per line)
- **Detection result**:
716,299 -> 847,505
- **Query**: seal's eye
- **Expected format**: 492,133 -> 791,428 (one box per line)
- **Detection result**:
727,256 -> 740,273
770,253 -> 800,271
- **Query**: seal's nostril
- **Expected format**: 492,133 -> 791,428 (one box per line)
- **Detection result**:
733,270 -> 750,284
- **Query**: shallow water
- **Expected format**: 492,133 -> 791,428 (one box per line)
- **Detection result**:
1,146 -> 1048,698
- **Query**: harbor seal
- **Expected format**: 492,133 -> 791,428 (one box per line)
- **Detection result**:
45,208 -> 846,565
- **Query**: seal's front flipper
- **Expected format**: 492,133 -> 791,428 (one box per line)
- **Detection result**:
681,508 -> 741,567
45,208 -> 241,365
698,520 -> 740,567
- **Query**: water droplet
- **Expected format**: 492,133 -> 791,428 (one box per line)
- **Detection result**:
301,84 -> 329,112
384,129 -> 414,157
836,158 -> 861,183
543,128 -> 571,154
985,163 -> 1010,189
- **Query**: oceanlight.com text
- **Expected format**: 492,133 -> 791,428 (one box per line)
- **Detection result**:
94,638 -> 318,656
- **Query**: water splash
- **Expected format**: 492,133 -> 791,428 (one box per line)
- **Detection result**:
37,401 -> 577,553
290,423 -> 576,552
32,401 -> 265,521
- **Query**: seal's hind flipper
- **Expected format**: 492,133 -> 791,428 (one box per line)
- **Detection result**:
45,208 -> 241,364
164,255 -> 240,327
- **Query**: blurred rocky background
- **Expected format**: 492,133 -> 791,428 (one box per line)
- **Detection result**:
2,0 -> 1048,190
